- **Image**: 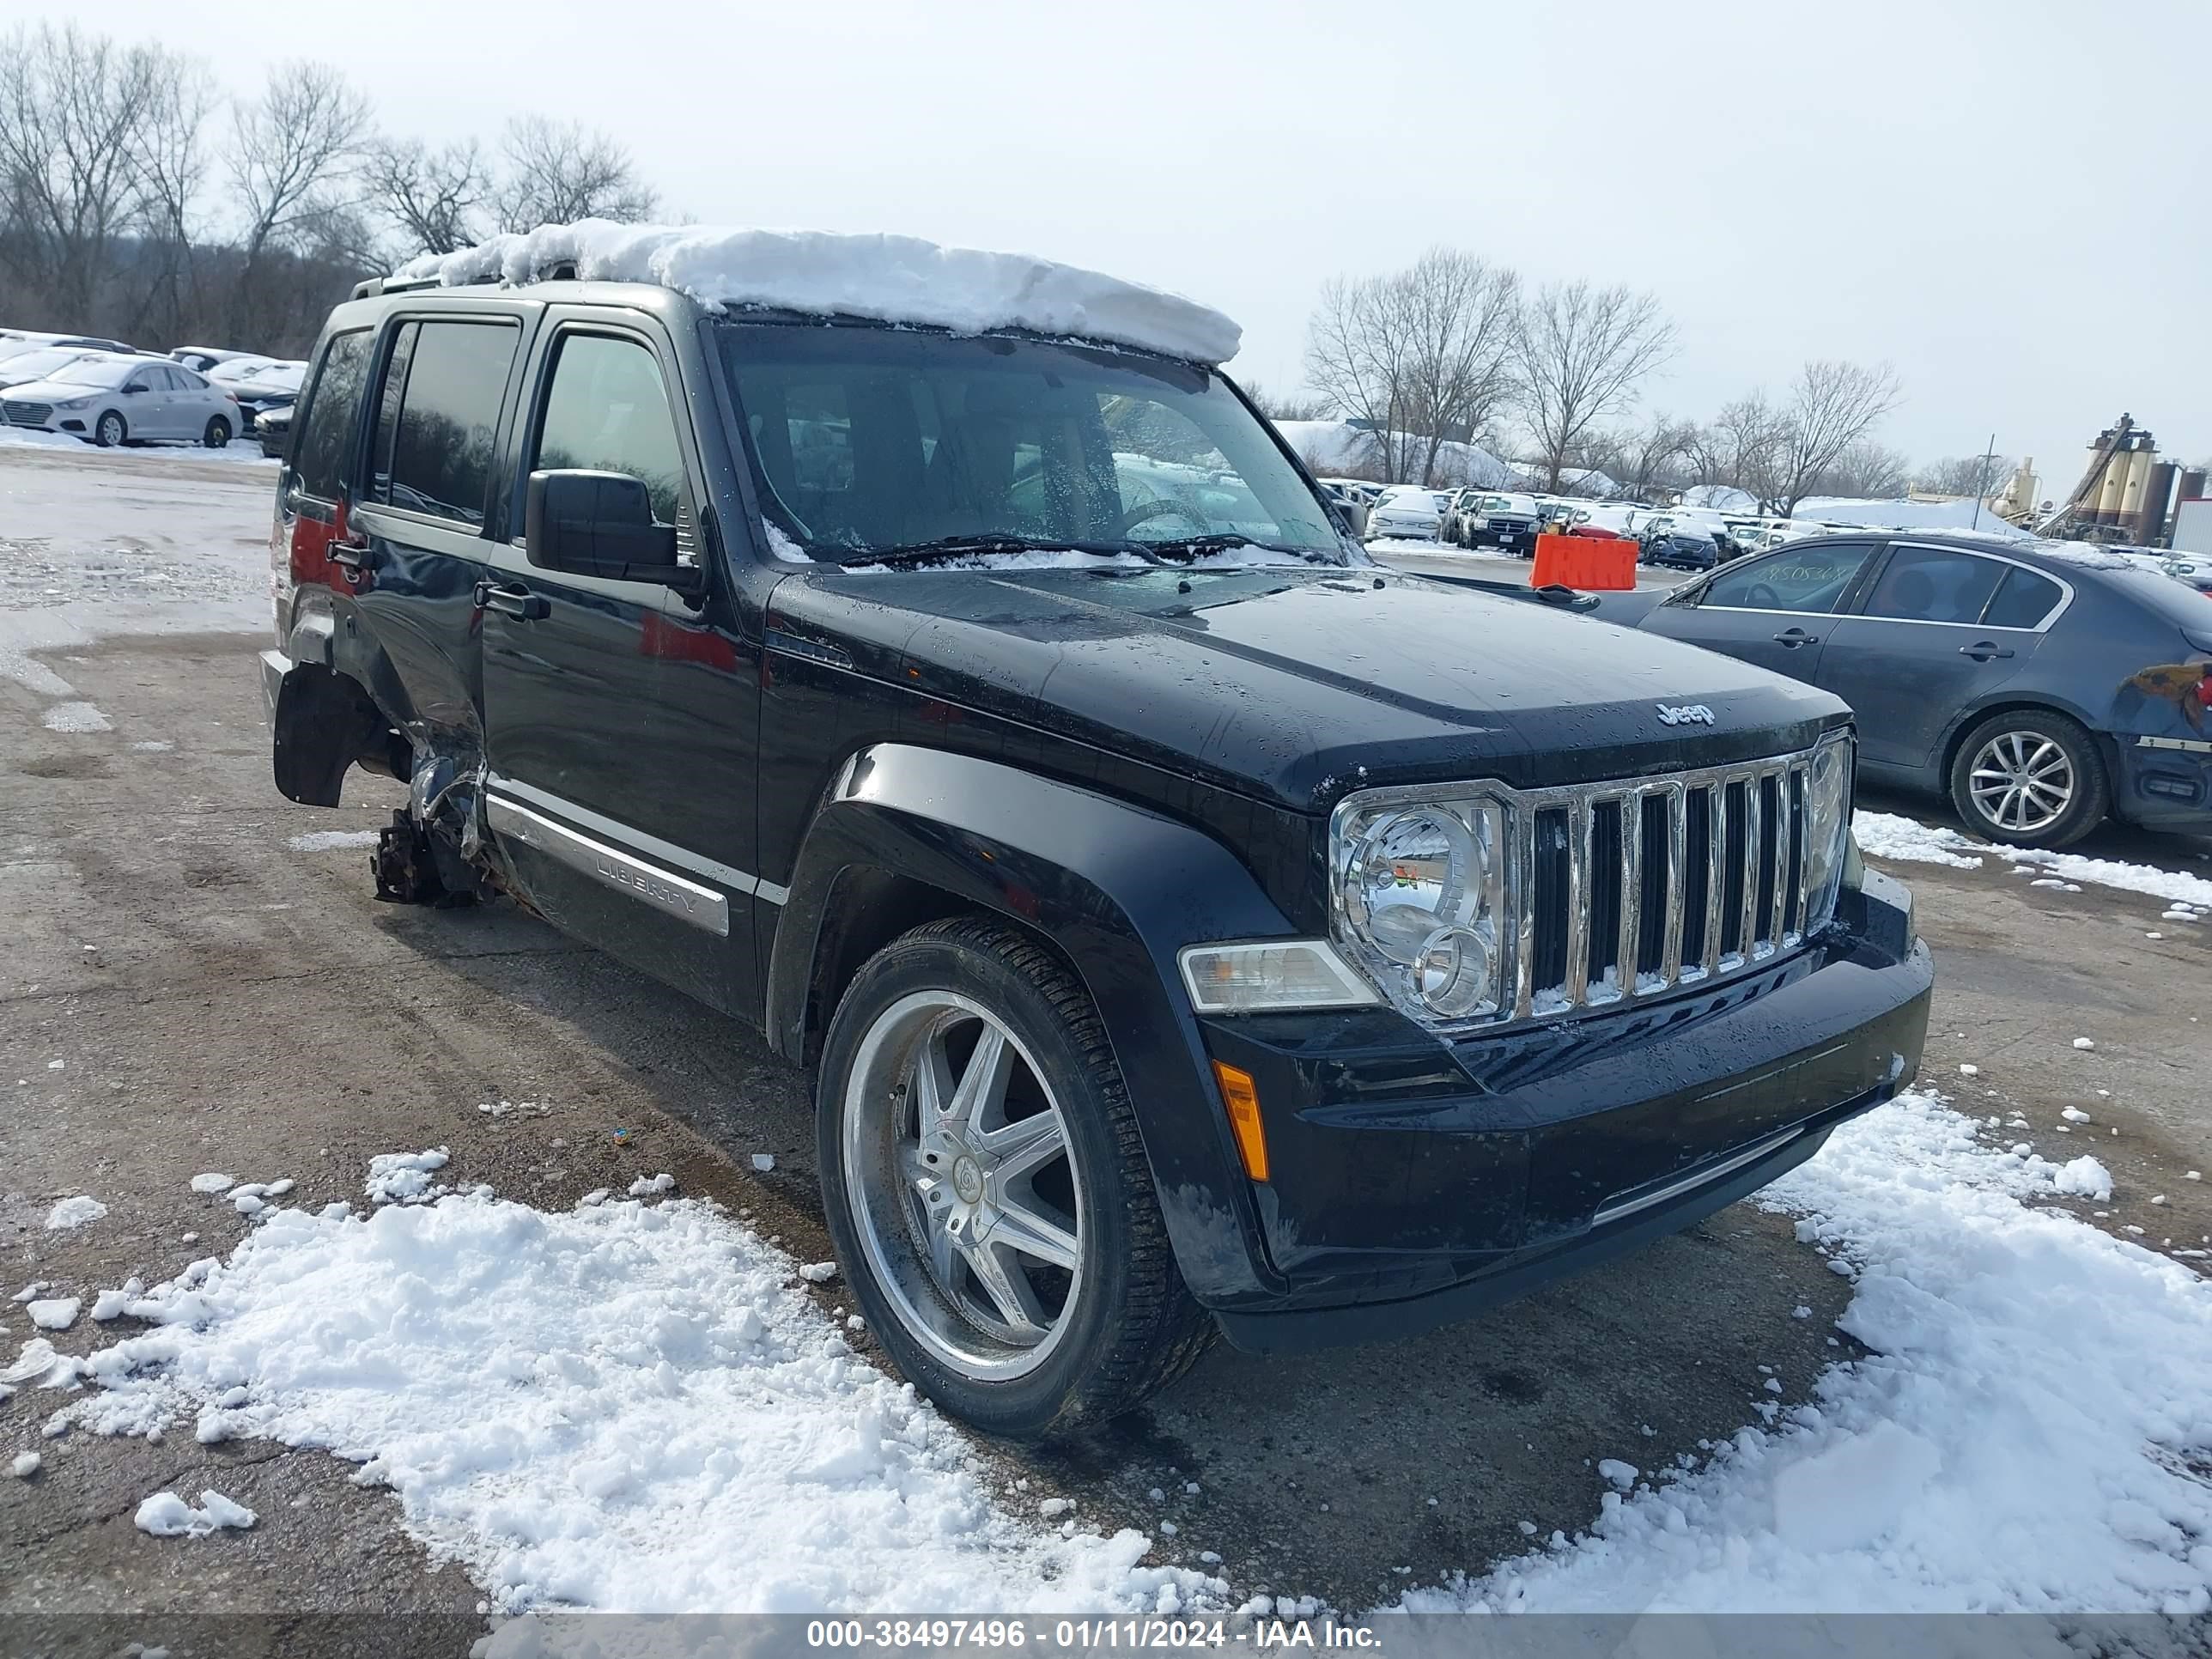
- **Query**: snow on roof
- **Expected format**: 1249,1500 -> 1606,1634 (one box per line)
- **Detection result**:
396,221 -> 1243,366
1272,419 -> 1517,488
1793,496 -> 2033,541
1681,483 -> 1757,513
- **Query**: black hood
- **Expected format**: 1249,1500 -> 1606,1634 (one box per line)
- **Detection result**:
769,564 -> 1849,812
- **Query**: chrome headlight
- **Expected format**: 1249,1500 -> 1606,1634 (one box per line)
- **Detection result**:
52,396 -> 93,411
1331,791 -> 1506,1021
1801,731 -> 1855,931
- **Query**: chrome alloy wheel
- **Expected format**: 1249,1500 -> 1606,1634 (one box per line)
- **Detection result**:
1968,730 -> 2075,835
842,992 -> 1083,1381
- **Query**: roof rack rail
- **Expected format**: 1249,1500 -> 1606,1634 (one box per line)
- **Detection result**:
350,267 -> 525,301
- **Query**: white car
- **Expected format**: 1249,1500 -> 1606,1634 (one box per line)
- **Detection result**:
206,355 -> 285,386
1365,483 -> 1445,540
2,355 -> 245,448
0,344 -> 116,392
171,344 -> 257,374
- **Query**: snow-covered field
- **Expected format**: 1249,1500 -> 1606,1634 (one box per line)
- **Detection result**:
15,1085 -> 2207,1620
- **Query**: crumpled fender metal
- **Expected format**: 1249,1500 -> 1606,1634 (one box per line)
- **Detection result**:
768,742 -> 1298,1304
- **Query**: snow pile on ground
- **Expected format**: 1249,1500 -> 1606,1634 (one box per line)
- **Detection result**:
1795,497 -> 2033,540
135,1488 -> 256,1537
1401,1089 -> 2212,1613
287,829 -> 381,852
41,701 -> 112,732
46,1176 -> 1218,1615
399,222 -> 1240,366
364,1147 -> 449,1204
1851,811 -> 1985,868
45,1195 -> 107,1230
1854,811 -> 2212,909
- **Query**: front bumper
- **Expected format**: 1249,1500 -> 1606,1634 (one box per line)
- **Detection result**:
1192,869 -> 1930,1352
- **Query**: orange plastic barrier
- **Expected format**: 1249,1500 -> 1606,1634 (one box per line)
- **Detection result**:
1529,532 -> 1638,590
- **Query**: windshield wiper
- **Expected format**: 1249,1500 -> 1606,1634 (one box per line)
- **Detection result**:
1133,532 -> 1333,565
836,533 -> 1146,569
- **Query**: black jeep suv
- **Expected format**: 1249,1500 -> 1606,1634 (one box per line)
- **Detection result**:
260,241 -> 1929,1439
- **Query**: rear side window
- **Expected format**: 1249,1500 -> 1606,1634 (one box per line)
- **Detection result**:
379,320 -> 518,526
1862,546 -> 2005,624
294,329 -> 372,501
1982,565 -> 2064,629
532,333 -> 684,525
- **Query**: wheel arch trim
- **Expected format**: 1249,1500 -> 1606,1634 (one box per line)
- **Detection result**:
769,742 -> 1301,1304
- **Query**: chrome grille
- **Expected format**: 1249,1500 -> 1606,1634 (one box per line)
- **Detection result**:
3,401 -> 53,426
1510,755 -> 1813,1019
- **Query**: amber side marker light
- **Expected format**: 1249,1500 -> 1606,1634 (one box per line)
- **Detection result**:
1212,1060 -> 1269,1182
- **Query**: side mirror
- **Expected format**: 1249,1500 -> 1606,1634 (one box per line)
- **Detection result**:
123,382 -> 147,395
525,470 -> 694,589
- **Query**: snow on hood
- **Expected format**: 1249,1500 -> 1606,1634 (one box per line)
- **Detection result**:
396,221 -> 1243,366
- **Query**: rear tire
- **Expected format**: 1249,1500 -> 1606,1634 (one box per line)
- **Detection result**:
1948,708 -> 2107,849
203,416 -> 231,448
817,916 -> 1212,1440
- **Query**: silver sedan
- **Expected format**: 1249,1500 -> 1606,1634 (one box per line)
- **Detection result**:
0,354 -> 246,448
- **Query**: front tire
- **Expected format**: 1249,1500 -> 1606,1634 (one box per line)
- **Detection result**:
1948,708 -> 2107,848
94,411 -> 126,448
818,917 -> 1211,1440
204,416 -> 231,448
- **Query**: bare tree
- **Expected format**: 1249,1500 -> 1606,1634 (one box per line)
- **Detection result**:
491,115 -> 658,231
128,57 -> 216,343
0,23 -> 187,325
1917,453 -> 2014,498
1242,381 -> 1334,423
1516,280 -> 1674,493
1690,394 -> 1787,506
363,136 -> 489,258
1304,246 -> 1520,485
1763,360 -> 1902,514
1591,410 -> 1698,501
228,60 -> 371,334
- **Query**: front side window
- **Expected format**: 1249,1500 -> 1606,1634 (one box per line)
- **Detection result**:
1862,545 -> 2006,624
294,329 -> 372,501
1701,541 -> 1876,613
532,333 -> 684,525
380,320 -> 518,526
718,323 -> 1343,565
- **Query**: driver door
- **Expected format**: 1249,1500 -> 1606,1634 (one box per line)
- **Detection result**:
125,366 -> 177,438
1640,540 -> 1881,683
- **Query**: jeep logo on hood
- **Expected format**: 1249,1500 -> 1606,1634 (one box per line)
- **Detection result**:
1656,703 -> 1716,726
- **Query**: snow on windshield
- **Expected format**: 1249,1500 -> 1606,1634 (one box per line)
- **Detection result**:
399,221 -> 1243,366
49,358 -> 137,389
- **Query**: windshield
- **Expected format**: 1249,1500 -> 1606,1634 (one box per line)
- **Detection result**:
714,322 -> 1348,567
49,357 -> 137,388
6,349 -> 96,381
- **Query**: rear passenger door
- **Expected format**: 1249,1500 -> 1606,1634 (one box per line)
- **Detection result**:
1818,544 -> 2056,776
348,313 -> 531,781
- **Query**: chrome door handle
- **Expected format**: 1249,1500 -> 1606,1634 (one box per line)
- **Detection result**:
1960,642 -> 2014,661
1771,628 -> 1820,647
475,580 -> 550,621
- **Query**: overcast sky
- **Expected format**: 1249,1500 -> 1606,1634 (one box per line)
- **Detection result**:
41,0 -> 2212,489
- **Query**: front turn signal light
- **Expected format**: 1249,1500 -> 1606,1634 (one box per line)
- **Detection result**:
1212,1060 -> 1269,1182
